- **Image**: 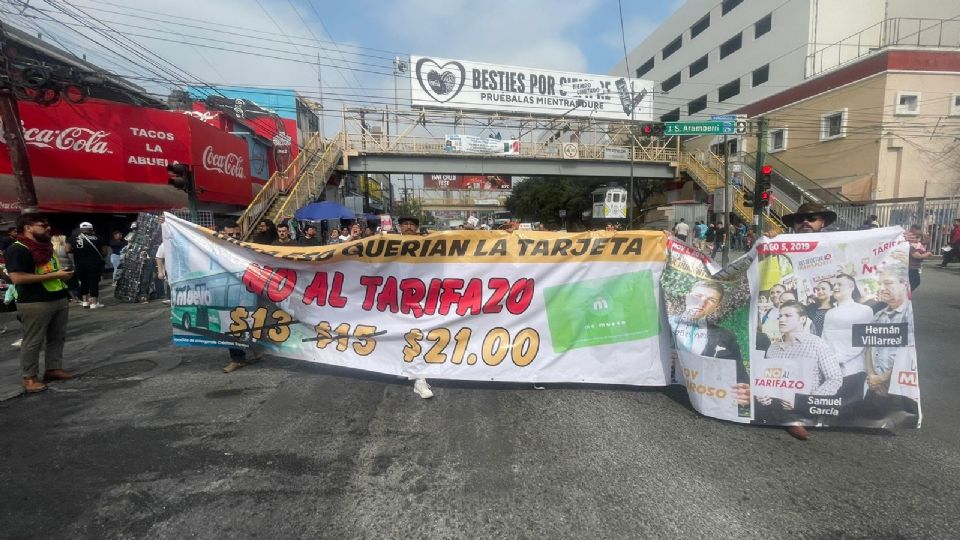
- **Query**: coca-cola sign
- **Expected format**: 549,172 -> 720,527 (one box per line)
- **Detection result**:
201,145 -> 245,179
22,125 -> 111,154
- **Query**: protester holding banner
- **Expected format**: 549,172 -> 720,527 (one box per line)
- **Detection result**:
906,225 -> 931,291
220,221 -> 264,374
398,215 -> 434,399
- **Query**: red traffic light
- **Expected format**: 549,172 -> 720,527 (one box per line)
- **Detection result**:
761,164 -> 773,175
643,125 -> 653,134
760,191 -> 770,200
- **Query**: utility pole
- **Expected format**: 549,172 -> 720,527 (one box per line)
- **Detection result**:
752,117 -> 769,237
316,55 -> 325,140
722,134 -> 731,265
0,25 -> 38,213
0,90 -> 37,212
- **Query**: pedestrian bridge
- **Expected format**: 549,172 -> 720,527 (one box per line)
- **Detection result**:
237,107 -> 773,238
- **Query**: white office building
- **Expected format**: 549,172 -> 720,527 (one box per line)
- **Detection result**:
611,0 -> 960,123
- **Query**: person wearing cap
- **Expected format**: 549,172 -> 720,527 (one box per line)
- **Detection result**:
764,202 -> 838,440
67,221 -> 107,309
397,215 -> 434,399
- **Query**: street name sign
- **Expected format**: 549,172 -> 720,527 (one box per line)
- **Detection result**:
665,121 -> 735,136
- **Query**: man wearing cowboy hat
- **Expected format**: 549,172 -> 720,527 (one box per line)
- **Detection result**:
764,202 -> 837,440
780,202 -> 837,234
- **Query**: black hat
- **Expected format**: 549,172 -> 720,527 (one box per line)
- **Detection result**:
398,216 -> 419,226
781,202 -> 837,228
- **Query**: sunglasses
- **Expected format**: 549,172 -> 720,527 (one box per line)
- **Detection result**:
799,214 -> 824,223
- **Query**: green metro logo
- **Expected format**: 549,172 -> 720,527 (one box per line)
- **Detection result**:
544,270 -> 660,353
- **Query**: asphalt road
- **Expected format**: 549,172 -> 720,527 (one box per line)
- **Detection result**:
1,267 -> 958,539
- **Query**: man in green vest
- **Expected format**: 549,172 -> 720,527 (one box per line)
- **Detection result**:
3,213 -> 75,393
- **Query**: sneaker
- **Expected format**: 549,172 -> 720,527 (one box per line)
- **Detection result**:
413,378 -> 434,399
11,338 -> 22,348
161,299 -> 170,304
223,361 -> 245,373
81,301 -> 89,308
89,303 -> 104,309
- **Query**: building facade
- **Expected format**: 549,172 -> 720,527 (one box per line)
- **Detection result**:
613,0 -> 960,203
611,0 -> 959,123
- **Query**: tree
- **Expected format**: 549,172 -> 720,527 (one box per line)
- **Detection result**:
393,198 -> 434,226
506,176 -> 669,229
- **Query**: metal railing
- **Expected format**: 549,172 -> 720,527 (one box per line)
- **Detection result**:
805,17 -> 960,78
272,132 -> 345,221
237,132 -> 322,237
828,198 -> 960,255
343,133 -> 677,163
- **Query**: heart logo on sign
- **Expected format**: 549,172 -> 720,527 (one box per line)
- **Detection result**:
415,58 -> 466,103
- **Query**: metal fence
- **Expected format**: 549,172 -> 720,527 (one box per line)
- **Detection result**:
828,198 -> 960,254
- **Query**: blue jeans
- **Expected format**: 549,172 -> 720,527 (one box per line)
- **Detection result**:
110,253 -> 122,280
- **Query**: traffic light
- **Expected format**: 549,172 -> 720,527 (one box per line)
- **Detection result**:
753,164 -> 773,211
640,123 -> 664,137
167,163 -> 195,194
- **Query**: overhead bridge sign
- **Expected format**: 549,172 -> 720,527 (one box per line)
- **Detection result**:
665,121 -> 751,136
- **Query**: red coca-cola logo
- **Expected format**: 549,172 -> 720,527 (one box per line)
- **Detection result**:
202,145 -> 244,178
22,125 -> 111,154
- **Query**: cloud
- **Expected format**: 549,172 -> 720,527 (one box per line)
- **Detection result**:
369,0 -> 603,72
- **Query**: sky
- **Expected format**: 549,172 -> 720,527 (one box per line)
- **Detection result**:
0,0 -> 683,121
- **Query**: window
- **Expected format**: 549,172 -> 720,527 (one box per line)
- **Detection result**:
722,0 -> 743,16
688,95 -> 707,115
662,72 -> 681,93
691,13 -> 710,38
636,57 -> 655,78
661,108 -> 680,123
950,94 -> 960,116
768,128 -> 788,152
895,92 -> 920,115
752,64 -> 770,87
755,13 -> 772,38
662,35 -> 683,59
718,77 -> 740,102
689,54 -> 709,77
820,109 -> 847,141
719,33 -> 742,60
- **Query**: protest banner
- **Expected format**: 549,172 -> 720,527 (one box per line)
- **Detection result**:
162,216 -> 920,429
161,214 -> 672,386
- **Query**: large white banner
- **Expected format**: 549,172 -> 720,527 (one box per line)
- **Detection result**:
409,55 -> 654,121
162,215 -> 671,385
162,216 -> 920,429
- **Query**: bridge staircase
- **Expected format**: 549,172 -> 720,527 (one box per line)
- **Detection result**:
238,133 -> 344,240
680,152 -> 786,234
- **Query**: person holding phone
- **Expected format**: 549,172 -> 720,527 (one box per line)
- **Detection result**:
3,213 -> 76,393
